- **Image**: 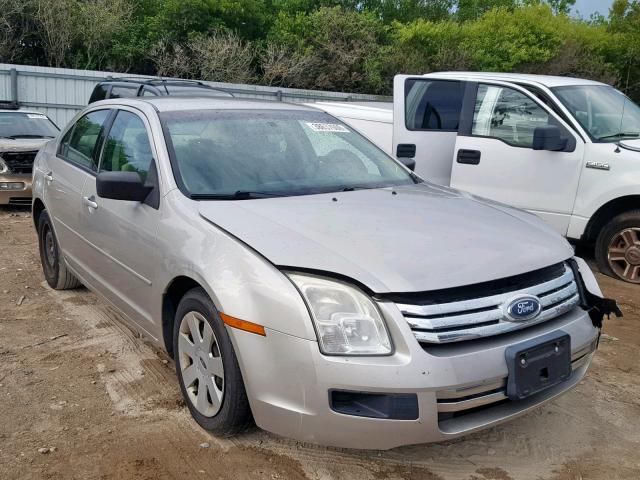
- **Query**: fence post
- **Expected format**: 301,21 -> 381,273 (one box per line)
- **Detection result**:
10,68 -> 18,105
276,90 -> 283,102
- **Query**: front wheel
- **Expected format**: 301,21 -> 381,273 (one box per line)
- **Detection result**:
595,210 -> 640,283
173,288 -> 252,436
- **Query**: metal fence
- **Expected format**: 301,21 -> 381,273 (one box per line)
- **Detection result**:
0,63 -> 390,126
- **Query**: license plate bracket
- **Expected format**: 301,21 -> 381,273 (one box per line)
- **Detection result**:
506,331 -> 571,401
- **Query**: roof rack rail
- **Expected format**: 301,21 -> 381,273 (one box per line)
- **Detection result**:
99,76 -> 234,97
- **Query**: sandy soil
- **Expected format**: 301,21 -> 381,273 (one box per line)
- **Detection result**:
1,206 -> 639,480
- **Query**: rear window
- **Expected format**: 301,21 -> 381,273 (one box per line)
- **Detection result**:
89,84 -> 109,104
109,85 -> 139,99
404,79 -> 464,131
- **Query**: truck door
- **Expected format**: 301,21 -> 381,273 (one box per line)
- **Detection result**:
450,81 -> 584,235
393,75 -> 466,185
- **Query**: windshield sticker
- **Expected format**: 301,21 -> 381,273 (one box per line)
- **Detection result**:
27,114 -> 47,119
306,122 -> 349,133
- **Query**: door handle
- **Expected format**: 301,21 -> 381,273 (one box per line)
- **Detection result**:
456,149 -> 481,165
82,195 -> 98,210
44,171 -> 53,182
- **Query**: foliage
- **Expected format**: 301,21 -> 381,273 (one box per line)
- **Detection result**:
0,0 -> 639,100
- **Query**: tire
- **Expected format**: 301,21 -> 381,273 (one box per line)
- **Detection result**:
37,210 -> 82,290
173,287 -> 252,436
595,210 -> 640,284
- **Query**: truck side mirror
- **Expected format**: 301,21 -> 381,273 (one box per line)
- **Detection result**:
396,143 -> 416,171
533,125 -> 568,152
398,157 -> 416,171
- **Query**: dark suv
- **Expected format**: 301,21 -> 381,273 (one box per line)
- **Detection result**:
88,78 -> 234,104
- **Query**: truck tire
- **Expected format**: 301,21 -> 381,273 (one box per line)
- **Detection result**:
595,210 -> 640,283
37,210 -> 83,290
173,287 -> 253,436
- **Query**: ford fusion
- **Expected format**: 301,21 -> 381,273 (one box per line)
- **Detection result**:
32,98 -> 618,449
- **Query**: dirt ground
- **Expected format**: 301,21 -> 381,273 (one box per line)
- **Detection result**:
1,206 -> 639,480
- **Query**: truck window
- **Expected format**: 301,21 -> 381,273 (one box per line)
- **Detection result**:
109,85 -> 138,99
472,84 -> 550,148
89,84 -> 109,104
404,79 -> 464,131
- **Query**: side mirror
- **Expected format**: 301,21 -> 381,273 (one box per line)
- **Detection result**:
395,144 -> 417,171
533,125 -> 568,151
398,157 -> 416,171
96,171 -> 153,202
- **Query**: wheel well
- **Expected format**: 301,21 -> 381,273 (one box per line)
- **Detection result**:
32,198 -> 46,231
162,276 -> 203,358
583,195 -> 640,243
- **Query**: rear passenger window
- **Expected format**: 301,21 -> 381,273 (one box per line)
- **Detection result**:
109,85 -> 138,99
405,79 -> 464,131
100,111 -> 153,182
62,110 -> 110,171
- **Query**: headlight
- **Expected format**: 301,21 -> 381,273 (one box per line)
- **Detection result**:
0,157 -> 8,174
288,273 -> 392,356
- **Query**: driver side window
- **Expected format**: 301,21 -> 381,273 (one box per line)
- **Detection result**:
472,85 -> 550,148
99,110 -> 153,182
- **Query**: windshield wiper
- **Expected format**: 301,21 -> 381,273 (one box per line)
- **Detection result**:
2,134 -> 56,139
597,132 -> 640,141
191,190 -> 287,200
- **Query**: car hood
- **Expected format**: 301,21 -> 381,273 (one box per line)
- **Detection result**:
198,183 -> 573,293
0,138 -> 50,152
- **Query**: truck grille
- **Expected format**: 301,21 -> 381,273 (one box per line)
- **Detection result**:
1,151 -> 38,174
394,263 -> 580,344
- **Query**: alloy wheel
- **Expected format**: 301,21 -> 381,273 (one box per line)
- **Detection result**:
607,227 -> 640,283
177,311 -> 225,417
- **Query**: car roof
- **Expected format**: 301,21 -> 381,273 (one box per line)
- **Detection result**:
425,72 -> 609,88
95,97 -> 319,113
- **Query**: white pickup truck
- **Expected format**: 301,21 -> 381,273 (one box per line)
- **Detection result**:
310,72 -> 640,284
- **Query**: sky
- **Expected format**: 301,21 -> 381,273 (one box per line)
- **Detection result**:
572,0 -> 615,18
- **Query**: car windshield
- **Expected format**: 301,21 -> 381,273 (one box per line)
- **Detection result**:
552,85 -> 640,143
0,112 -> 59,139
161,109 -> 417,199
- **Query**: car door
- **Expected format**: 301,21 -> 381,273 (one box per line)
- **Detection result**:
450,81 -> 584,235
45,109 -> 111,277
393,75 -> 467,185
79,107 -> 162,337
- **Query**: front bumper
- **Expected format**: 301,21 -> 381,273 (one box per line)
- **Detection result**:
231,304 -> 598,450
0,173 -> 32,206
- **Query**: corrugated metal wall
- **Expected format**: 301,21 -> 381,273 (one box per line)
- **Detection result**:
0,63 -> 390,127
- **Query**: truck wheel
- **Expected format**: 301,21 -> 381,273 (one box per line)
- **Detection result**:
595,210 -> 640,283
37,210 -> 82,290
173,287 -> 252,436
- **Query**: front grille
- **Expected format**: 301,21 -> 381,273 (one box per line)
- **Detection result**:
1,151 -> 38,174
396,263 -> 580,344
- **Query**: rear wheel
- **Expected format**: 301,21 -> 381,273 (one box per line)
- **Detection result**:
37,210 -> 82,290
173,288 -> 252,436
595,210 -> 640,283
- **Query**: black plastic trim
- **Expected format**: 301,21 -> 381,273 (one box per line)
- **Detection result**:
329,389 -> 419,420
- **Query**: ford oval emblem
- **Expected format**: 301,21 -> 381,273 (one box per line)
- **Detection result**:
504,296 -> 542,322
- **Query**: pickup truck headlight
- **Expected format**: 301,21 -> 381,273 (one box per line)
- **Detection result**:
288,273 -> 392,356
0,157 -> 8,174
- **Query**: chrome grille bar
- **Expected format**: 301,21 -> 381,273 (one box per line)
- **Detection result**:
400,265 -> 580,344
